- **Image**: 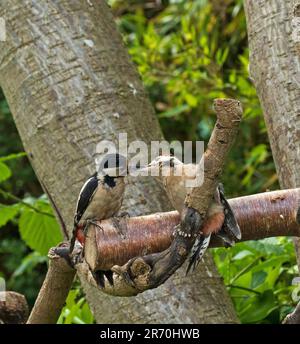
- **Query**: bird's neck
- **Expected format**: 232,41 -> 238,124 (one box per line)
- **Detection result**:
104,175 -> 116,187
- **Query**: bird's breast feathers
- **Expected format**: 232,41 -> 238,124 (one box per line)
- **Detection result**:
81,177 -> 125,221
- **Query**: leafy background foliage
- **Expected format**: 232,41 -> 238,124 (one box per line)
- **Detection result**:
213,238 -> 297,323
0,0 -> 298,323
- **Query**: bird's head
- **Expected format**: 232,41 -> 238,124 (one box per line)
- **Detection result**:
141,155 -> 182,177
98,153 -> 127,177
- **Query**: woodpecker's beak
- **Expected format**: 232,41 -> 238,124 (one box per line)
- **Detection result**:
138,157 -> 174,176
139,160 -> 157,171
137,167 -> 148,174
136,163 -> 155,176
138,164 -> 150,172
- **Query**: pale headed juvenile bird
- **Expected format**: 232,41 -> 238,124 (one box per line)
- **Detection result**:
69,153 -> 127,286
143,155 -> 241,273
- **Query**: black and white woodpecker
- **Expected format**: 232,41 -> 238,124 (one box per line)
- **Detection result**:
143,155 -> 241,273
69,153 -> 127,262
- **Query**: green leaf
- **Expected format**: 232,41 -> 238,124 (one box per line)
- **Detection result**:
65,289 -> 78,307
0,204 -> 20,227
239,290 -> 278,323
80,303 -> 94,324
185,93 -> 198,107
19,206 -> 62,255
158,104 -> 189,118
65,298 -> 85,324
58,289 -> 94,324
0,162 -> 12,182
252,256 -> 290,272
232,250 -> 254,260
0,152 -> 27,162
230,256 -> 261,285
251,271 -> 267,289
12,251 -> 47,277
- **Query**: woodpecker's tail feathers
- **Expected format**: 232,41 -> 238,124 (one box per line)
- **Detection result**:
69,229 -> 77,255
186,234 -> 211,275
104,270 -> 114,286
216,229 -> 235,247
217,183 -> 242,241
93,270 -> 114,288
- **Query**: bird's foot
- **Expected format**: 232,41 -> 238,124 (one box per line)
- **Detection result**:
69,240 -> 84,265
119,211 -> 131,218
111,216 -> 128,239
86,219 -> 104,232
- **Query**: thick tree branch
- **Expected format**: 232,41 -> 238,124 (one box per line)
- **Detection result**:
85,188 -> 300,272
27,245 -> 75,324
244,1 -> 300,324
185,99 -> 242,212
26,187 -> 300,321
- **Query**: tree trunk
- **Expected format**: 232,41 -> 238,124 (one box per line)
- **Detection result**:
0,0 -> 238,323
244,0 -> 300,269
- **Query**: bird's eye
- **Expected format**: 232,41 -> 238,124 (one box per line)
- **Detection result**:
101,153 -> 127,172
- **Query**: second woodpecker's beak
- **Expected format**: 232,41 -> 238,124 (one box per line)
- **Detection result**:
138,165 -> 150,172
138,162 -> 157,175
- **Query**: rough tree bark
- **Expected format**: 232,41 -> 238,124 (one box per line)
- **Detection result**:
0,291 -> 29,324
0,1 -> 238,323
244,0 -> 300,323
244,0 -> 300,269
27,246 -> 75,324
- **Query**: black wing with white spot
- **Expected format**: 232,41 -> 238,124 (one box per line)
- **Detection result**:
74,173 -> 98,226
186,234 -> 211,275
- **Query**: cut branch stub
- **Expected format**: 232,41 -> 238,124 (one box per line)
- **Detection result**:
86,98 -> 242,296
185,98 -> 243,213
0,291 -> 29,324
27,244 -> 76,324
